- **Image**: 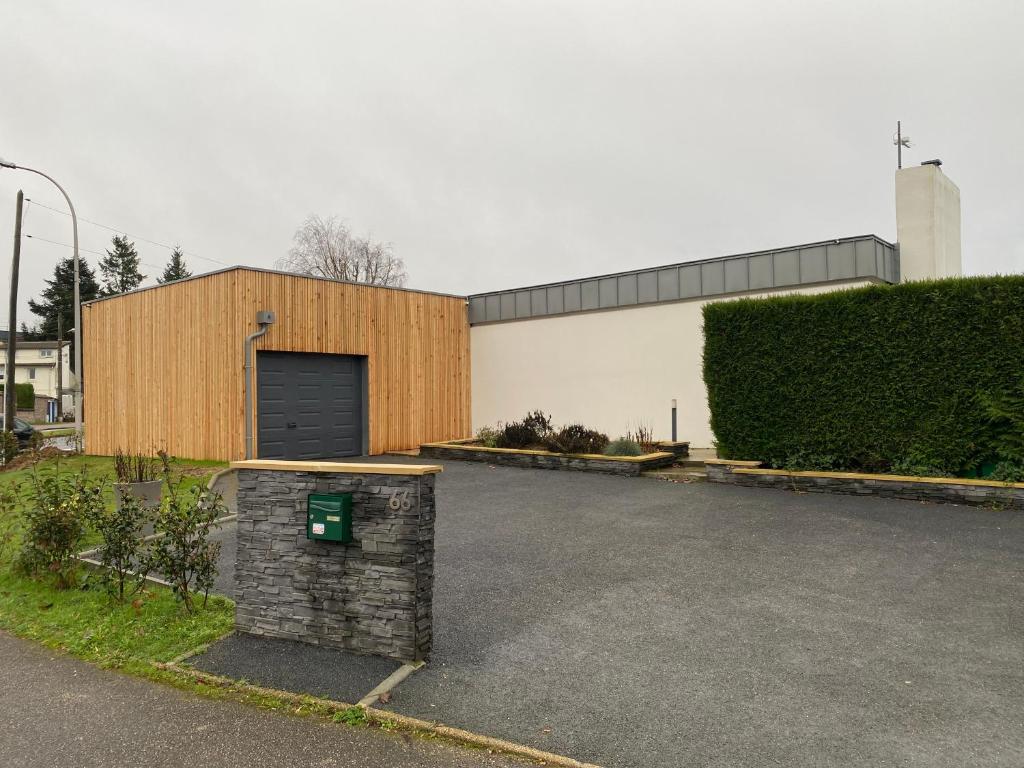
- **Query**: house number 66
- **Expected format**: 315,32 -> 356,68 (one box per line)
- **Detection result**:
388,490 -> 412,511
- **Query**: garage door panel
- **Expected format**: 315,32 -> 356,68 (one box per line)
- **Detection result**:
257,352 -> 365,460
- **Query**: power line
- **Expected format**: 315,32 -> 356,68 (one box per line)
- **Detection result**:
24,233 -> 170,273
23,198 -> 232,267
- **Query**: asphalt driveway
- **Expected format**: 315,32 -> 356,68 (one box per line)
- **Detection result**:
213,459 -> 1024,768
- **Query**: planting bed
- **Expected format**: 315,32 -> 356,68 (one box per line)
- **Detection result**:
706,459 -> 1024,509
419,439 -> 676,476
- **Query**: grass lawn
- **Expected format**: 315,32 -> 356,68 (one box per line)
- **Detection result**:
0,453 -> 234,676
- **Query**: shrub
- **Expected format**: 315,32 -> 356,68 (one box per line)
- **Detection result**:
475,424 -> 501,448
980,379 -> 1024,467
496,411 -> 553,449
605,438 -> 643,457
989,461 -> 1024,484
521,410 -> 553,437
113,448 -> 159,483
625,423 -> 658,453
0,431 -> 18,464
86,490 -> 153,602
543,424 -> 609,455
0,383 -> 35,410
496,420 -> 537,449
703,276 -> 1024,473
16,464 -> 104,589
147,453 -> 224,612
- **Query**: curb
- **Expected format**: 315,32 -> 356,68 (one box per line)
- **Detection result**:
363,707 -> 605,768
157,661 -> 604,768
166,629 -> 236,665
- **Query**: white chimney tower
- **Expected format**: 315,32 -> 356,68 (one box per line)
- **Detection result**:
895,160 -> 962,282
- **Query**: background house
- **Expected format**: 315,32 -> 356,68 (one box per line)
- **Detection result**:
0,339 -> 74,415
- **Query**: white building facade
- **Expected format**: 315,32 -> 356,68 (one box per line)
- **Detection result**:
0,340 -> 74,403
468,163 -> 963,448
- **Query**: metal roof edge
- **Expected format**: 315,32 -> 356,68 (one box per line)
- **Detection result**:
468,234 -> 896,298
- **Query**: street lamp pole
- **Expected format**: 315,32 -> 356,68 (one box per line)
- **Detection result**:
0,159 -> 83,439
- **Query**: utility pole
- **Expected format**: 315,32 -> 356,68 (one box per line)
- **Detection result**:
0,160 -> 83,444
56,313 -> 63,420
4,190 -> 23,432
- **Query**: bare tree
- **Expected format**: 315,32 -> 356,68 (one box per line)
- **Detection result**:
276,215 -> 407,287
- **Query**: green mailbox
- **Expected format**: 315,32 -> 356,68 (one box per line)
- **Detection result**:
307,493 -> 353,543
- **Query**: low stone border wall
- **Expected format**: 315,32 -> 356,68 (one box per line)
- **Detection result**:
656,441 -> 690,459
706,459 -> 1024,510
419,440 -> 675,477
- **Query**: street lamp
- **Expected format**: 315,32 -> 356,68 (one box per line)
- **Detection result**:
0,158 -> 83,441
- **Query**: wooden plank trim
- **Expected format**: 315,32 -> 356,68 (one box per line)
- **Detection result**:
732,467 -> 1024,489
230,460 -> 442,476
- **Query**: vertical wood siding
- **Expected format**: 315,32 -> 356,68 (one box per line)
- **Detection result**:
83,269 -> 471,460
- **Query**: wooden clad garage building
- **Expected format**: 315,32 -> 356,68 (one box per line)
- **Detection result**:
82,267 -> 471,461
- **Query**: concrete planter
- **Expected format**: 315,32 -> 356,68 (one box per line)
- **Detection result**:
114,479 -> 163,511
420,440 -> 675,477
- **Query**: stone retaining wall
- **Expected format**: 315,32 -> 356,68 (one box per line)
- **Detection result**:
419,442 -> 675,476
232,461 -> 440,662
706,460 -> 1024,510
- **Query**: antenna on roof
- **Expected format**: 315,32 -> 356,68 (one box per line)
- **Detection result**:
893,121 -> 911,169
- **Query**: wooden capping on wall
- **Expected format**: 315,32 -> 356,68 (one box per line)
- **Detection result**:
83,268 -> 471,461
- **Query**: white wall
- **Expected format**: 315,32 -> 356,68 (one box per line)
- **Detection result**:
0,344 -> 74,400
471,280 -> 878,448
895,164 -> 962,281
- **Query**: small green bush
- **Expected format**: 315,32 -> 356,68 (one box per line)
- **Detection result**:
475,424 -> 501,448
980,380 -> 1024,468
990,462 -> 1024,483
86,490 -> 154,602
605,438 -> 643,457
543,424 -> 609,455
16,463 -> 104,589
148,453 -> 224,613
0,431 -> 18,464
0,383 -> 35,410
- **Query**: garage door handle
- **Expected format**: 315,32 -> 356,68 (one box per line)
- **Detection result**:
286,422 -> 297,429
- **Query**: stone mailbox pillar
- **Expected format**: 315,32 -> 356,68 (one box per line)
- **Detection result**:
230,460 -> 441,662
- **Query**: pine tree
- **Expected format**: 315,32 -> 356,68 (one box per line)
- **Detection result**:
19,322 -> 42,341
158,247 -> 193,284
27,257 -> 101,372
98,234 -> 146,296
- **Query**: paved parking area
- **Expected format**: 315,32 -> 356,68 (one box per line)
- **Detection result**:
214,459 -> 1024,768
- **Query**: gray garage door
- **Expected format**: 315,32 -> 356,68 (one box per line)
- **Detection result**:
256,352 -> 364,460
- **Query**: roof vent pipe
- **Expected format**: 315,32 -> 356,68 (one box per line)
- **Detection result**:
244,310 -> 276,459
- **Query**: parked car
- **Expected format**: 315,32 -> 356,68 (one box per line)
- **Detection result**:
0,416 -> 36,447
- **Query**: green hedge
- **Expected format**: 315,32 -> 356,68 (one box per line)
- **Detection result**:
702,276 -> 1024,475
0,382 -> 35,411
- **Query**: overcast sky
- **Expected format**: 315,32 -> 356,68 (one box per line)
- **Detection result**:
1,1 -> 1021,330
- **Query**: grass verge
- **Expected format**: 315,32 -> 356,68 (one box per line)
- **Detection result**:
0,451 -> 234,674
0,568 -> 234,675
